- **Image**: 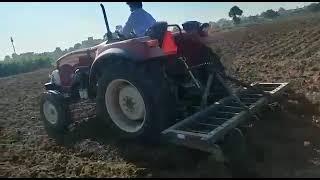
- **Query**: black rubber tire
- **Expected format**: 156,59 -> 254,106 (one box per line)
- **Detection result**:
39,91 -> 71,145
96,59 -> 175,142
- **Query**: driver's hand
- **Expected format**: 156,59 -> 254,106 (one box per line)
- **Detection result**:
116,30 -> 126,40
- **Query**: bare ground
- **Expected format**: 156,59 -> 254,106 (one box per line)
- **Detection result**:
1,13 -> 320,177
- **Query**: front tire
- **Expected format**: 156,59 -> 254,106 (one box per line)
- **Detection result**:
40,91 -> 71,144
96,59 -> 174,142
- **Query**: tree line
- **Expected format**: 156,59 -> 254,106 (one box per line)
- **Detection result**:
228,2 -> 320,25
0,37 -> 104,78
0,57 -> 53,77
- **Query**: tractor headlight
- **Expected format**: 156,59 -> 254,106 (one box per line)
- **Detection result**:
49,69 -> 61,86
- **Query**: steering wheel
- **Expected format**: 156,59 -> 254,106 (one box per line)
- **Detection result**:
115,30 -> 138,41
115,30 -> 127,40
129,32 -> 137,38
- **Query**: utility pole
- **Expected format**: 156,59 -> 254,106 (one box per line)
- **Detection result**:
10,37 -> 16,54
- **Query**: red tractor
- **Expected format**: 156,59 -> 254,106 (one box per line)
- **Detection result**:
40,4 -> 289,176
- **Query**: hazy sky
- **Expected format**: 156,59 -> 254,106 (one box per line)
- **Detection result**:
0,2 -> 314,60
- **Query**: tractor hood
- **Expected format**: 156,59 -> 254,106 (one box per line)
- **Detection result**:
94,36 -> 165,62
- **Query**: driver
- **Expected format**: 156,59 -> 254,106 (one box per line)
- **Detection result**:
122,2 -> 156,38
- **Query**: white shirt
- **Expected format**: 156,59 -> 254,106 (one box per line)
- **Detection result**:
122,8 -> 156,37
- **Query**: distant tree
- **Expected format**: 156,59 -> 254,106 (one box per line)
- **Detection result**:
68,47 -> 74,52
0,57 -> 52,77
103,33 -> 108,41
4,55 -> 11,61
261,9 -> 280,19
229,6 -> 243,24
307,3 -> 320,12
278,7 -> 286,14
74,43 -> 81,50
248,15 -> 259,22
52,47 -> 63,60
54,47 -> 62,54
12,53 -> 18,60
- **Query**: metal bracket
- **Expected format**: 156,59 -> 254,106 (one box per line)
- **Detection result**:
201,73 -> 214,109
179,57 -> 202,89
216,73 -> 260,121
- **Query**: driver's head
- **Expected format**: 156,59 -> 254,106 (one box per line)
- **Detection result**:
126,2 -> 142,12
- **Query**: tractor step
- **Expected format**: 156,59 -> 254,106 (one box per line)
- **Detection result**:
161,82 -> 289,153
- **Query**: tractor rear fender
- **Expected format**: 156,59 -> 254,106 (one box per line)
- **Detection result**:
88,48 -> 166,97
89,48 -> 136,88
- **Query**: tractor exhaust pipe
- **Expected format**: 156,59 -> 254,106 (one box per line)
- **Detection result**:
100,3 -> 113,40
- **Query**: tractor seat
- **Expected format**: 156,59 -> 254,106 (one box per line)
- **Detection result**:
145,21 -> 168,47
182,21 -> 201,33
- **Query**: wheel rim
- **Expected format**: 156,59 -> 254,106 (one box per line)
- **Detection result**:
105,79 -> 146,133
43,100 -> 58,125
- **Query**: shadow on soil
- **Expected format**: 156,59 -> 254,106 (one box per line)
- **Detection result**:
60,116 -> 231,177
245,91 -> 320,177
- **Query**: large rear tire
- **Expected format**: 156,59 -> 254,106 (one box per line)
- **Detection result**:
40,91 -> 71,145
96,59 -> 175,142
